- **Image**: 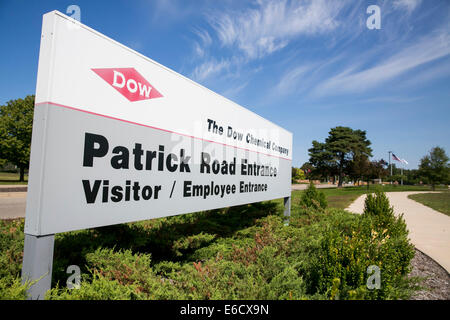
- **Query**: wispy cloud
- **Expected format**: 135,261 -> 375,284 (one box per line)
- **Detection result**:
149,0 -> 201,24
208,0 -> 346,59
221,81 -> 249,99
275,64 -> 315,94
397,57 -> 450,89
191,59 -> 231,81
313,31 -> 450,95
186,0 -> 449,103
192,28 -> 212,58
354,95 -> 424,104
189,0 -> 351,82
393,0 -> 423,13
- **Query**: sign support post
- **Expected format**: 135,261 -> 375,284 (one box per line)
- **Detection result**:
284,196 -> 291,226
21,233 -> 55,300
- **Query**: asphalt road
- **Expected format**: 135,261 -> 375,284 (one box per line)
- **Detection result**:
0,192 -> 27,219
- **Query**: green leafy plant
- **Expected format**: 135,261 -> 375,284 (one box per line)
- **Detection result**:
1,196 -> 418,300
299,182 -> 328,210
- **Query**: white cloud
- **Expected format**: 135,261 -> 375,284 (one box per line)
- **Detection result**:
314,31 -> 450,95
397,57 -> 450,88
208,0 -> 346,59
276,64 -> 314,93
221,81 -> 249,99
189,0 -> 355,86
393,0 -> 422,13
192,59 -> 231,81
192,28 -> 212,57
150,0 -> 199,24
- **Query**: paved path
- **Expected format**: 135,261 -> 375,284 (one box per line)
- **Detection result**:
346,192 -> 450,273
0,192 -> 27,219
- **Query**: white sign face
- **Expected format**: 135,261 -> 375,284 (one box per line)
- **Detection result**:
25,11 -> 292,236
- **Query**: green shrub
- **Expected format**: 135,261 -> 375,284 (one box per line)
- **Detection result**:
0,277 -> 29,300
298,191 -> 415,299
363,190 -> 413,245
46,273 -> 145,300
299,183 -> 327,210
172,232 -> 216,257
0,219 -> 24,283
0,197 -> 418,300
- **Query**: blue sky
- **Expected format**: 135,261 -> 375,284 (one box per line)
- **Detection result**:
0,0 -> 449,169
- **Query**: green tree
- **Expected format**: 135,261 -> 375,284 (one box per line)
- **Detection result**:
307,140 -> 337,182
309,126 -> 372,187
368,159 -> 388,181
348,157 -> 387,189
348,154 -> 370,185
299,182 -> 327,210
300,162 -> 314,179
291,167 -> 305,183
418,146 -> 449,190
0,95 -> 34,181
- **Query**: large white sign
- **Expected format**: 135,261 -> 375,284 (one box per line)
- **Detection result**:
25,11 -> 293,236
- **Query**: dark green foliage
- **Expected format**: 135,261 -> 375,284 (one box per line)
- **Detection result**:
299,183 -> 327,210
0,220 -> 24,283
0,95 -> 35,181
308,126 -> 373,186
0,219 -> 31,299
418,146 -> 450,189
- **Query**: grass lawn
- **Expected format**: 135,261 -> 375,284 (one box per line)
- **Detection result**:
408,191 -> 450,216
291,184 -> 447,210
0,172 -> 28,185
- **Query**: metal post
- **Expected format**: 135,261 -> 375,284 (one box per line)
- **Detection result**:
388,151 -> 392,177
401,167 -> 403,185
22,234 -> 55,300
284,196 -> 291,226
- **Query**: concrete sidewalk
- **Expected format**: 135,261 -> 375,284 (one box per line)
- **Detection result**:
346,191 -> 450,273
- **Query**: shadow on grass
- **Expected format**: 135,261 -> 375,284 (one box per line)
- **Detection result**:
51,201 -> 281,286
0,179 -> 28,184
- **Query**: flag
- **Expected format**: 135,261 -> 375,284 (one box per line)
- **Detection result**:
392,153 -> 408,165
392,153 -> 401,162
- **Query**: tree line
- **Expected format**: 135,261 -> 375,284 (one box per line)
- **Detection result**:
292,126 -> 449,188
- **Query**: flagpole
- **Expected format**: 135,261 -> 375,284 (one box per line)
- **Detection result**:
401,166 -> 403,185
388,151 -> 392,181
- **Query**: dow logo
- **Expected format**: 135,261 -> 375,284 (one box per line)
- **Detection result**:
92,67 -> 163,102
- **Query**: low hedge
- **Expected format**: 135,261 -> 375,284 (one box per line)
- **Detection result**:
0,190 -> 417,300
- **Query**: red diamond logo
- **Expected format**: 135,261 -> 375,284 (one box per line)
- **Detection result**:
92,68 -> 163,102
